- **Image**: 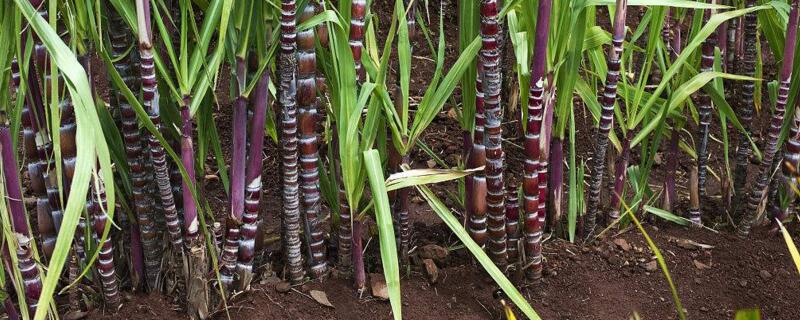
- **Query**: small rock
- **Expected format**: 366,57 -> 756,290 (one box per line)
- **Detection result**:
759,270 -> 772,280
412,196 -> 424,204
544,268 -> 557,277
739,279 -> 748,287
370,273 -> 389,300
700,306 -> 709,312
423,259 -> 439,284
275,281 -> 291,293
676,239 -> 698,250
204,174 -> 219,181
693,259 -> 710,270
418,244 -> 449,264
641,260 -> 658,272
613,238 -> 632,252
426,159 -> 437,168
694,277 -> 702,285
581,246 -> 591,253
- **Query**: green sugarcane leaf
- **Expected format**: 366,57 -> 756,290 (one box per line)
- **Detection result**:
643,205 -> 690,225
386,166 -> 482,191
363,150 -> 401,320
632,72 -> 758,146
735,309 -> 763,320
414,183 -> 541,320
398,0 -> 411,130
407,36 -> 481,149
587,0 -> 728,9
458,0 -> 478,131
13,2 -> 116,320
298,9 -> 339,31
631,5 -> 770,129
776,219 -> 800,276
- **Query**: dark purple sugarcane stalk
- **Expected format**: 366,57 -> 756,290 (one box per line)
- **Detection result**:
522,0 -> 551,280
352,220 -> 366,293
350,0 -> 366,82
238,72 -> 271,291
608,132 -> 632,221
740,0 -> 798,237
468,65 -> 488,247
689,166 -> 702,227
662,14 -> 682,213
136,0 -> 177,289
280,0 -> 305,284
179,100 -> 199,241
3,294 -> 19,320
298,3 -> 328,278
129,219 -> 145,290
1,118 -> 42,314
697,8 -> 717,198
390,0 -> 414,268
109,9 -> 147,290
338,0 -> 366,272
662,125 -> 679,211
543,84 -> 558,231
773,0 -> 800,231
12,58 -> 55,261
732,0 -> 758,213
221,60 -> 248,288
479,0 -> 508,268
504,185 -> 520,264
585,0 -> 626,235
546,137 -> 562,229
404,0 -> 416,39
88,176 -> 122,310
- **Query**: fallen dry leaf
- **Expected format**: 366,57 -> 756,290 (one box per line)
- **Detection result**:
310,290 -> 334,308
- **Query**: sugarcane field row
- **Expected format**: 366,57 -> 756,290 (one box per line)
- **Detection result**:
0,0 -> 799,319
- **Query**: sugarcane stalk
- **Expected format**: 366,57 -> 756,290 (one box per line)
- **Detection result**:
3,294 -> 19,320
773,2 -> 800,231
732,0 -> 757,213
697,8 -> 717,198
238,70 -> 271,291
522,0 -> 551,281
504,185 -> 520,264
350,0 -> 366,82
298,3 -> 328,278
468,64 -> 488,247
222,60 -> 248,288
479,0 -> 508,268
543,84 -> 559,231
280,0 -> 305,284
662,125 -> 679,212
88,174 -> 121,310
740,0 -> 798,236
1,116 -> 42,314
609,132 -> 632,221
689,165 -> 702,227
585,0 -> 627,235
662,12 -> 682,213
12,58 -> 54,262
136,0 -> 182,289
352,220 -> 366,293
338,0 -> 367,272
